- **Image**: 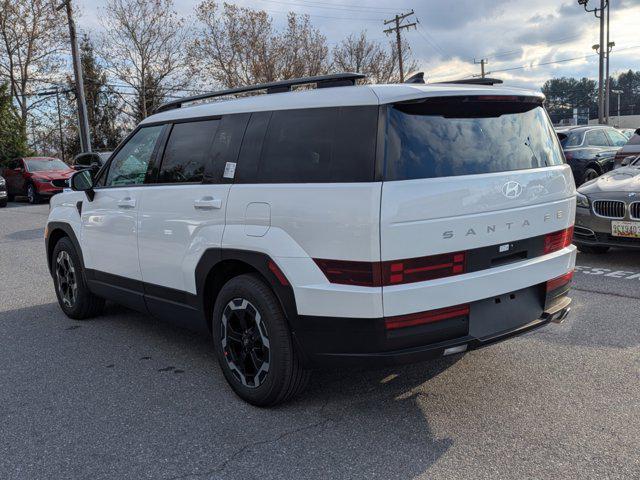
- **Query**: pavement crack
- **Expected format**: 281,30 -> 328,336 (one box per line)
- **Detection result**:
166,397 -> 333,480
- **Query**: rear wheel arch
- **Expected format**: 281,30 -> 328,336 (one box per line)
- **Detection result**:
195,249 -> 299,333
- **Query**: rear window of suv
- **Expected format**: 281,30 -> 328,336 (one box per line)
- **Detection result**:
384,97 -> 564,181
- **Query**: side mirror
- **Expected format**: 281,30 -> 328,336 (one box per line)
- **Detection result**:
70,169 -> 95,201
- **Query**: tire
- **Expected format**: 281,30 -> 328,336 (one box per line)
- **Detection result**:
52,237 -> 105,319
582,168 -> 600,184
26,183 -> 41,204
0,198 -> 6,208
212,274 -> 310,406
577,244 -> 610,254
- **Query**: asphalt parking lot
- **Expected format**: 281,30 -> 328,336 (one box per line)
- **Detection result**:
1,202 -> 639,480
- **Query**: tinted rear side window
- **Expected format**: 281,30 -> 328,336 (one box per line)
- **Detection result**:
158,119 -> 220,184
236,106 -> 377,183
627,134 -> 640,146
560,131 -> 583,148
385,99 -> 565,181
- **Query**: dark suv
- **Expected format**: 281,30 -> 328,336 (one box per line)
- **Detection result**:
556,125 -> 628,185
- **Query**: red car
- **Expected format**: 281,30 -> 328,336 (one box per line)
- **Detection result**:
1,157 -> 75,204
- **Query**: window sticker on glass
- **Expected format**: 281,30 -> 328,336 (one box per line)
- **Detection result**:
224,162 -> 237,179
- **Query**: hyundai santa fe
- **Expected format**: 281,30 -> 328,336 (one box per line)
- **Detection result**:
45,73 -> 577,406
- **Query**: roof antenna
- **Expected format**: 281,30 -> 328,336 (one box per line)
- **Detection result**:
404,72 -> 425,84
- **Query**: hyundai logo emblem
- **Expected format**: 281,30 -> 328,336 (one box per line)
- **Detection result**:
502,181 -> 523,199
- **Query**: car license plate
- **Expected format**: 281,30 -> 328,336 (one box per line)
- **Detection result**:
611,220 -> 640,238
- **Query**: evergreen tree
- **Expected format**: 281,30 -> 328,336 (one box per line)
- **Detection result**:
65,35 -> 124,157
0,83 -> 28,165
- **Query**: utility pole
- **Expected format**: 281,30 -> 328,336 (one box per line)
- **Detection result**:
383,11 -> 417,82
56,0 -> 92,153
474,58 -> 488,78
578,0 -> 609,125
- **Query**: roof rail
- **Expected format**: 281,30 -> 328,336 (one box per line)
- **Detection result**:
154,72 -> 366,114
433,77 -> 503,86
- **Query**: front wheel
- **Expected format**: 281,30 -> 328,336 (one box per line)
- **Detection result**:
26,183 -> 41,204
577,244 -> 610,254
0,198 -> 6,208
212,274 -> 310,406
52,237 -> 105,319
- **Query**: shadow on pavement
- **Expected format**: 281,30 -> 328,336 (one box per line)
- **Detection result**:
0,300 -> 458,479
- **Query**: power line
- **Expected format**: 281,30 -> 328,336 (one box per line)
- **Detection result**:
252,0 -> 397,15
484,44 -> 640,75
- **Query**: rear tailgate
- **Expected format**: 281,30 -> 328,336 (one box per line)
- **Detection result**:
380,96 -> 576,317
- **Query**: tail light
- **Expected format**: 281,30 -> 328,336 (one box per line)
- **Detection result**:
544,226 -> 574,254
564,151 -> 574,161
381,252 -> 466,285
546,270 -> 574,292
314,252 -> 467,287
385,304 -> 470,330
312,259 -> 381,287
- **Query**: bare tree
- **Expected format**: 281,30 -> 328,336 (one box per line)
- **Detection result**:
333,31 -> 416,84
0,0 -> 66,130
100,0 -> 188,121
191,1 -> 329,89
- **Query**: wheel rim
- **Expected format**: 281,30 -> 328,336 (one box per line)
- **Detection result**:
27,185 -> 35,203
55,251 -> 77,308
220,298 -> 270,388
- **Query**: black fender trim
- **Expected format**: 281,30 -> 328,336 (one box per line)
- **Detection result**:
194,248 -> 300,328
45,222 -> 85,276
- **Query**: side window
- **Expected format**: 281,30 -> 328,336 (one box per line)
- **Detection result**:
585,129 -> 610,147
628,134 -> 640,146
157,120 -> 220,184
565,132 -> 583,147
105,126 -> 163,187
607,129 -> 629,147
205,113 -> 250,183
236,107 -> 377,183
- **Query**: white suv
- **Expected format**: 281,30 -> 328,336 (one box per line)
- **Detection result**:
46,74 -> 576,406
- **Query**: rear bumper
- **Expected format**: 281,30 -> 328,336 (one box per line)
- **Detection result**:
292,286 -> 571,368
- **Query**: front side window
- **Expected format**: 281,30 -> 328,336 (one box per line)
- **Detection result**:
385,99 -> 564,180
105,126 -> 163,187
560,132 -> 583,148
585,129 -> 610,147
25,159 -> 69,172
157,120 -> 220,184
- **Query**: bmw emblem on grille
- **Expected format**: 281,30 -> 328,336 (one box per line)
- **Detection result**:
502,181 -> 524,199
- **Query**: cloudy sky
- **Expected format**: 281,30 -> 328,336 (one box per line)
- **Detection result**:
76,0 -> 640,90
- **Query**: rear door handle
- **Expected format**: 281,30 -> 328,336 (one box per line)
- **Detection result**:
194,196 -> 222,210
117,197 -> 136,209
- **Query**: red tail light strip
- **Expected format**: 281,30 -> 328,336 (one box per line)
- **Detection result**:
544,226 -> 574,254
546,270 -> 574,292
385,304 -> 470,330
314,252 -> 466,287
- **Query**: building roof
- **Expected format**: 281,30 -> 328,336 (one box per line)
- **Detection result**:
141,83 -> 545,125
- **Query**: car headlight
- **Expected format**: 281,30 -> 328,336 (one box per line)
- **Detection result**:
576,192 -> 590,208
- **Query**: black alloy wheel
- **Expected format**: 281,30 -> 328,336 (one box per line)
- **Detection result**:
220,298 -> 271,388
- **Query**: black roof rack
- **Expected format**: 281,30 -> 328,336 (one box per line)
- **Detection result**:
433,77 -> 503,86
155,72 -> 366,113
404,72 -> 426,84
